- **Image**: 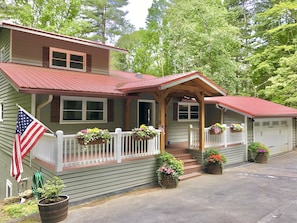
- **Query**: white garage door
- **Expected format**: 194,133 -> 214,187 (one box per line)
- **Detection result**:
254,118 -> 291,155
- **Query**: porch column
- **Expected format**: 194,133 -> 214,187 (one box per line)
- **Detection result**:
124,98 -> 131,131
153,90 -> 170,152
194,92 -> 205,151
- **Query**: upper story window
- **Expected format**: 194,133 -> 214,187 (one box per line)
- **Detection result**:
60,96 -> 107,123
178,102 -> 199,121
50,47 -> 86,71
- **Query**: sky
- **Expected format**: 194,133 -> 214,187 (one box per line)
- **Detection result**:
124,0 -> 154,29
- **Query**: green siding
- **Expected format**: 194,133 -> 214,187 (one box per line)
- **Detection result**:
0,72 -> 32,199
31,157 -> 158,204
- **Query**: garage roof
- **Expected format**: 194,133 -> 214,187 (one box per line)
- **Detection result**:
205,96 -> 297,118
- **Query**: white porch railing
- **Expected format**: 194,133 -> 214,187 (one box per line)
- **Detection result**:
189,124 -> 246,150
31,128 -> 161,172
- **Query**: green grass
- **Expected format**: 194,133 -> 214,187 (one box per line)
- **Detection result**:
1,199 -> 39,222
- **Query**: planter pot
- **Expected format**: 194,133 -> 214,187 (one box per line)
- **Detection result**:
38,195 -> 69,223
255,153 -> 268,163
160,174 -> 178,189
132,135 -> 155,141
230,129 -> 242,133
77,138 -> 106,145
207,163 -> 223,174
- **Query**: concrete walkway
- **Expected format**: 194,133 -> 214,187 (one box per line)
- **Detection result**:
61,151 -> 297,223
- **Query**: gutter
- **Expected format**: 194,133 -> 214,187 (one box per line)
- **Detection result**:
37,95 -> 53,120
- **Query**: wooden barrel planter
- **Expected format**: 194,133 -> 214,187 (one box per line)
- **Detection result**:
207,163 -> 223,174
255,153 -> 268,163
38,195 -> 69,223
160,175 -> 178,189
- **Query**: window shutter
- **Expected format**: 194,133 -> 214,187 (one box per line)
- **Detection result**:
173,102 -> 178,121
51,96 -> 60,123
107,99 -> 114,122
87,54 -> 92,72
43,47 -> 49,68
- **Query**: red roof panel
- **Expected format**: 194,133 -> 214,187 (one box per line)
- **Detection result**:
0,63 -> 154,97
205,96 -> 297,118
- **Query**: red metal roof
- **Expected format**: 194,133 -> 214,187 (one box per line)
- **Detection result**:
0,63 -> 155,97
205,96 -> 297,118
119,71 -> 227,96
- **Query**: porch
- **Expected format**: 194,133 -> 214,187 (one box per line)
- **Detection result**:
31,124 -> 246,172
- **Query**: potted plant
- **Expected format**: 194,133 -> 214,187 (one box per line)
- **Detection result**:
230,123 -> 243,132
156,152 -> 184,189
203,148 -> 227,174
248,142 -> 270,163
131,124 -> 157,140
209,123 -> 226,135
37,176 -> 69,223
76,127 -> 111,145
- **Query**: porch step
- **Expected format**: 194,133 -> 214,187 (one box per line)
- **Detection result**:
166,147 -> 202,181
179,172 -> 201,181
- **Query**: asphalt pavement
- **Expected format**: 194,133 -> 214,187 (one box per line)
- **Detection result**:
61,151 -> 297,223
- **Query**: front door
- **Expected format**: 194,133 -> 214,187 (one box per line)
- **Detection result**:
138,100 -> 155,126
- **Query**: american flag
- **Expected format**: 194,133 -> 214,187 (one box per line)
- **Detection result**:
10,108 -> 47,182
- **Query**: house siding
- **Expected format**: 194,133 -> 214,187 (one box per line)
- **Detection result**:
37,96 -> 126,134
10,30 -> 109,74
31,157 -> 158,204
0,72 -> 33,199
0,28 -> 10,62
167,102 -> 199,144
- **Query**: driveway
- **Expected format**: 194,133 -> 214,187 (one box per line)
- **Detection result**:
62,151 -> 297,223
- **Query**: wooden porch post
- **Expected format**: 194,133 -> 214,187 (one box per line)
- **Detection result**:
124,98 -> 131,131
194,92 -> 205,151
153,91 -> 170,152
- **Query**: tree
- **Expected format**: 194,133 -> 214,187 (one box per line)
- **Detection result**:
163,0 -> 241,92
248,1 -> 297,96
0,0 -> 84,36
81,0 -> 134,43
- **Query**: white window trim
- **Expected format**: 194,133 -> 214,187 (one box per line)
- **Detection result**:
0,47 -> 4,62
60,96 -> 107,124
6,179 -> 12,198
49,47 -> 86,72
137,99 -> 156,127
178,102 -> 199,122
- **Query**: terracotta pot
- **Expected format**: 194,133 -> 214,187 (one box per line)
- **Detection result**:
207,163 -> 223,174
38,195 -> 69,223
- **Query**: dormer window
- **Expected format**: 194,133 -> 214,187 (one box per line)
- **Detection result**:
49,47 -> 86,71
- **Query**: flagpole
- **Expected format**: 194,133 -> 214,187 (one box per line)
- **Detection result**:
16,104 -> 55,135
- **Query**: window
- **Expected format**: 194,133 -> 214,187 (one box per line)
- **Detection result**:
178,102 -> 199,121
60,96 -> 107,123
6,179 -> 12,198
0,102 -> 3,121
0,48 -> 4,62
50,47 -> 86,71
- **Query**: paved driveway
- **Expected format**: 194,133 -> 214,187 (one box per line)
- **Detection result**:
62,151 -> 297,223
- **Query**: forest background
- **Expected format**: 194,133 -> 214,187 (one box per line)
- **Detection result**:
0,0 -> 296,107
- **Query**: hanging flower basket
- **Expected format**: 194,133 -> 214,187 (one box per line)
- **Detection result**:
209,123 -> 225,135
76,128 -> 111,145
77,138 -> 106,145
230,123 -> 243,133
131,125 -> 157,141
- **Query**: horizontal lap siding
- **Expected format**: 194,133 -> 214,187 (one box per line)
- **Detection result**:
11,30 -> 109,74
33,157 -> 158,204
217,145 -> 247,165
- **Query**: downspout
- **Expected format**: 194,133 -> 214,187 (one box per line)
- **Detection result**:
36,95 -> 53,120
215,104 -> 226,123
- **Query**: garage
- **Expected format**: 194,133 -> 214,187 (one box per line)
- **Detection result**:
254,118 -> 291,155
